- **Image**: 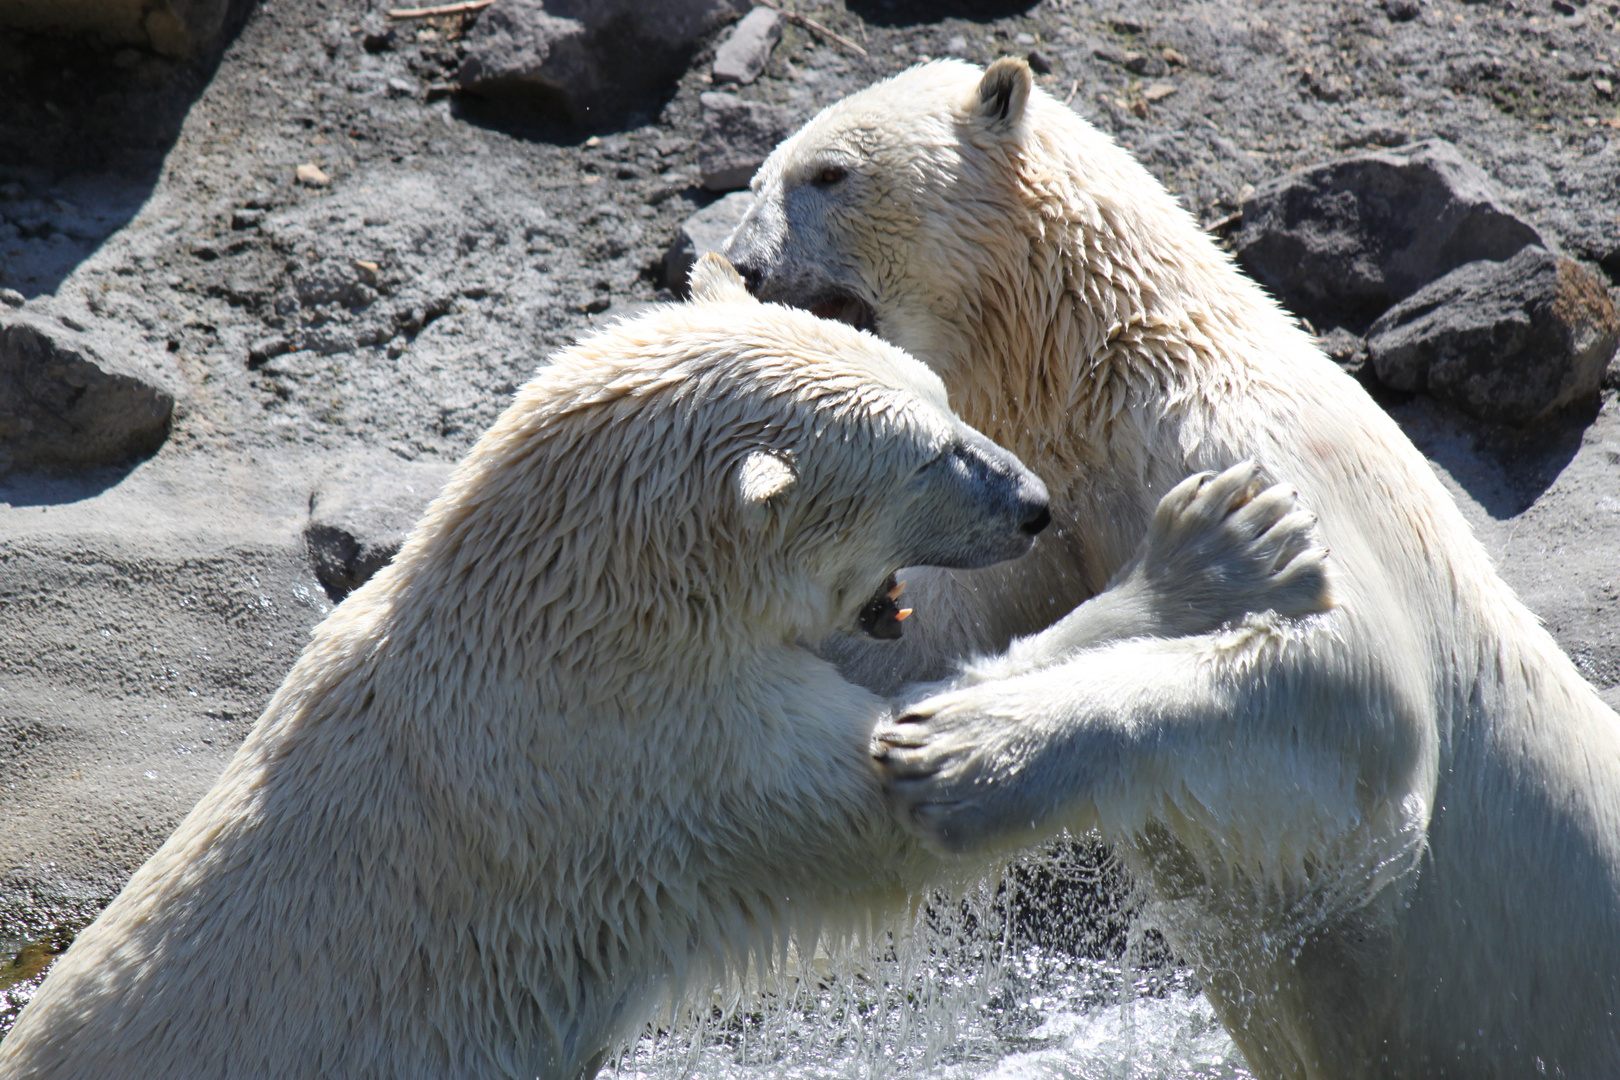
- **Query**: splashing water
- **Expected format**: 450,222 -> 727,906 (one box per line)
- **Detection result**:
611,844 -> 1253,1080
0,848 -> 1256,1077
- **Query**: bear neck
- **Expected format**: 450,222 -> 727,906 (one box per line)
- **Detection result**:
938,100 -> 1276,499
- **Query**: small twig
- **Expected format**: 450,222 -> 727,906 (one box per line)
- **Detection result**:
1063,78 -> 1079,105
754,0 -> 868,57
386,0 -> 493,20
1204,211 -> 1242,235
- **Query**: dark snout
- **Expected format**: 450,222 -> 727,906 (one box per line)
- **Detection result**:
720,204 -> 774,297
907,429 -> 1050,570
730,254 -> 766,296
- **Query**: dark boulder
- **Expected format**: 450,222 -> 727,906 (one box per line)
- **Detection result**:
1366,246 -> 1619,426
1236,140 -> 1543,332
456,0 -> 747,127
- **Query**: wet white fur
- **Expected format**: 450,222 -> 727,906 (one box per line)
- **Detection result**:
0,258 -> 1328,1080
737,59 -> 1620,1078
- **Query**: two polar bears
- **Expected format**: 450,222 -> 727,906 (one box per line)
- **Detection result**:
725,58 -> 1620,1076
0,258 -> 1325,1079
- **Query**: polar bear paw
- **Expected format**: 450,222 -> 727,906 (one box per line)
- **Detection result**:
873,677 -> 1063,855
1123,461 -> 1334,637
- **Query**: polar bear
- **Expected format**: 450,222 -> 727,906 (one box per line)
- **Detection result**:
724,59 -> 1620,1078
0,256 -> 1329,1080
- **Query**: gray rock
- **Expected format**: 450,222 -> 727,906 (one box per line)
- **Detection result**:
664,191 -> 755,296
0,310 -> 175,474
712,6 -> 784,85
0,0 -> 235,57
456,0 -> 747,127
1236,140 -> 1544,332
1367,247 -> 1620,426
305,457 -> 454,600
698,91 -> 793,191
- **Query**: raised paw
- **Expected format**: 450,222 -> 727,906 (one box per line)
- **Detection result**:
1124,461 -> 1334,637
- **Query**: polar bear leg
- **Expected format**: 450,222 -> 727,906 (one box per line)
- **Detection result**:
953,462 -> 1331,687
873,619 -> 1351,858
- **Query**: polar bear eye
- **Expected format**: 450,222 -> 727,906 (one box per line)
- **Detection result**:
812,166 -> 847,187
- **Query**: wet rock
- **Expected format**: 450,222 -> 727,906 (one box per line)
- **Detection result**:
1366,247 -> 1620,426
1236,140 -> 1544,333
664,191 -> 754,296
0,0 -> 236,58
712,6 -> 783,86
0,310 -> 175,474
456,0 -> 747,127
305,457 -> 454,600
698,91 -> 793,191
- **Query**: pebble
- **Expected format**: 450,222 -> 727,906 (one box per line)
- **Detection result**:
295,163 -> 331,188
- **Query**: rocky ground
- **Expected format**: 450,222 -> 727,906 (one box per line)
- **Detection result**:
1,0 -> 1618,1033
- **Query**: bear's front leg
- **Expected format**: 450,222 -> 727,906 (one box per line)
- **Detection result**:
953,461 -> 1332,686
874,626 -> 1333,856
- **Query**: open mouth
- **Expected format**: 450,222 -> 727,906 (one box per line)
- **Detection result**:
857,574 -> 911,640
807,294 -> 877,335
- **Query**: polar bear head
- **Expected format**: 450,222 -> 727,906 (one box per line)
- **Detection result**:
722,59 -> 1050,382
406,254 -> 1049,654
721,58 -> 1214,469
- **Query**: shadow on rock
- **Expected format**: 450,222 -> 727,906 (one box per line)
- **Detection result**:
847,0 -> 1039,27
0,462 -> 145,508
447,91 -> 602,145
0,5 -> 254,299
1388,394 -> 1596,520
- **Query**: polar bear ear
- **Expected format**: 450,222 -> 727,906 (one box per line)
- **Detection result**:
734,449 -> 798,518
689,253 -> 757,306
974,57 -> 1032,133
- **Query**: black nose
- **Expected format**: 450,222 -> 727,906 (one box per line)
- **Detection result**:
732,259 -> 765,295
1021,504 -> 1052,536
